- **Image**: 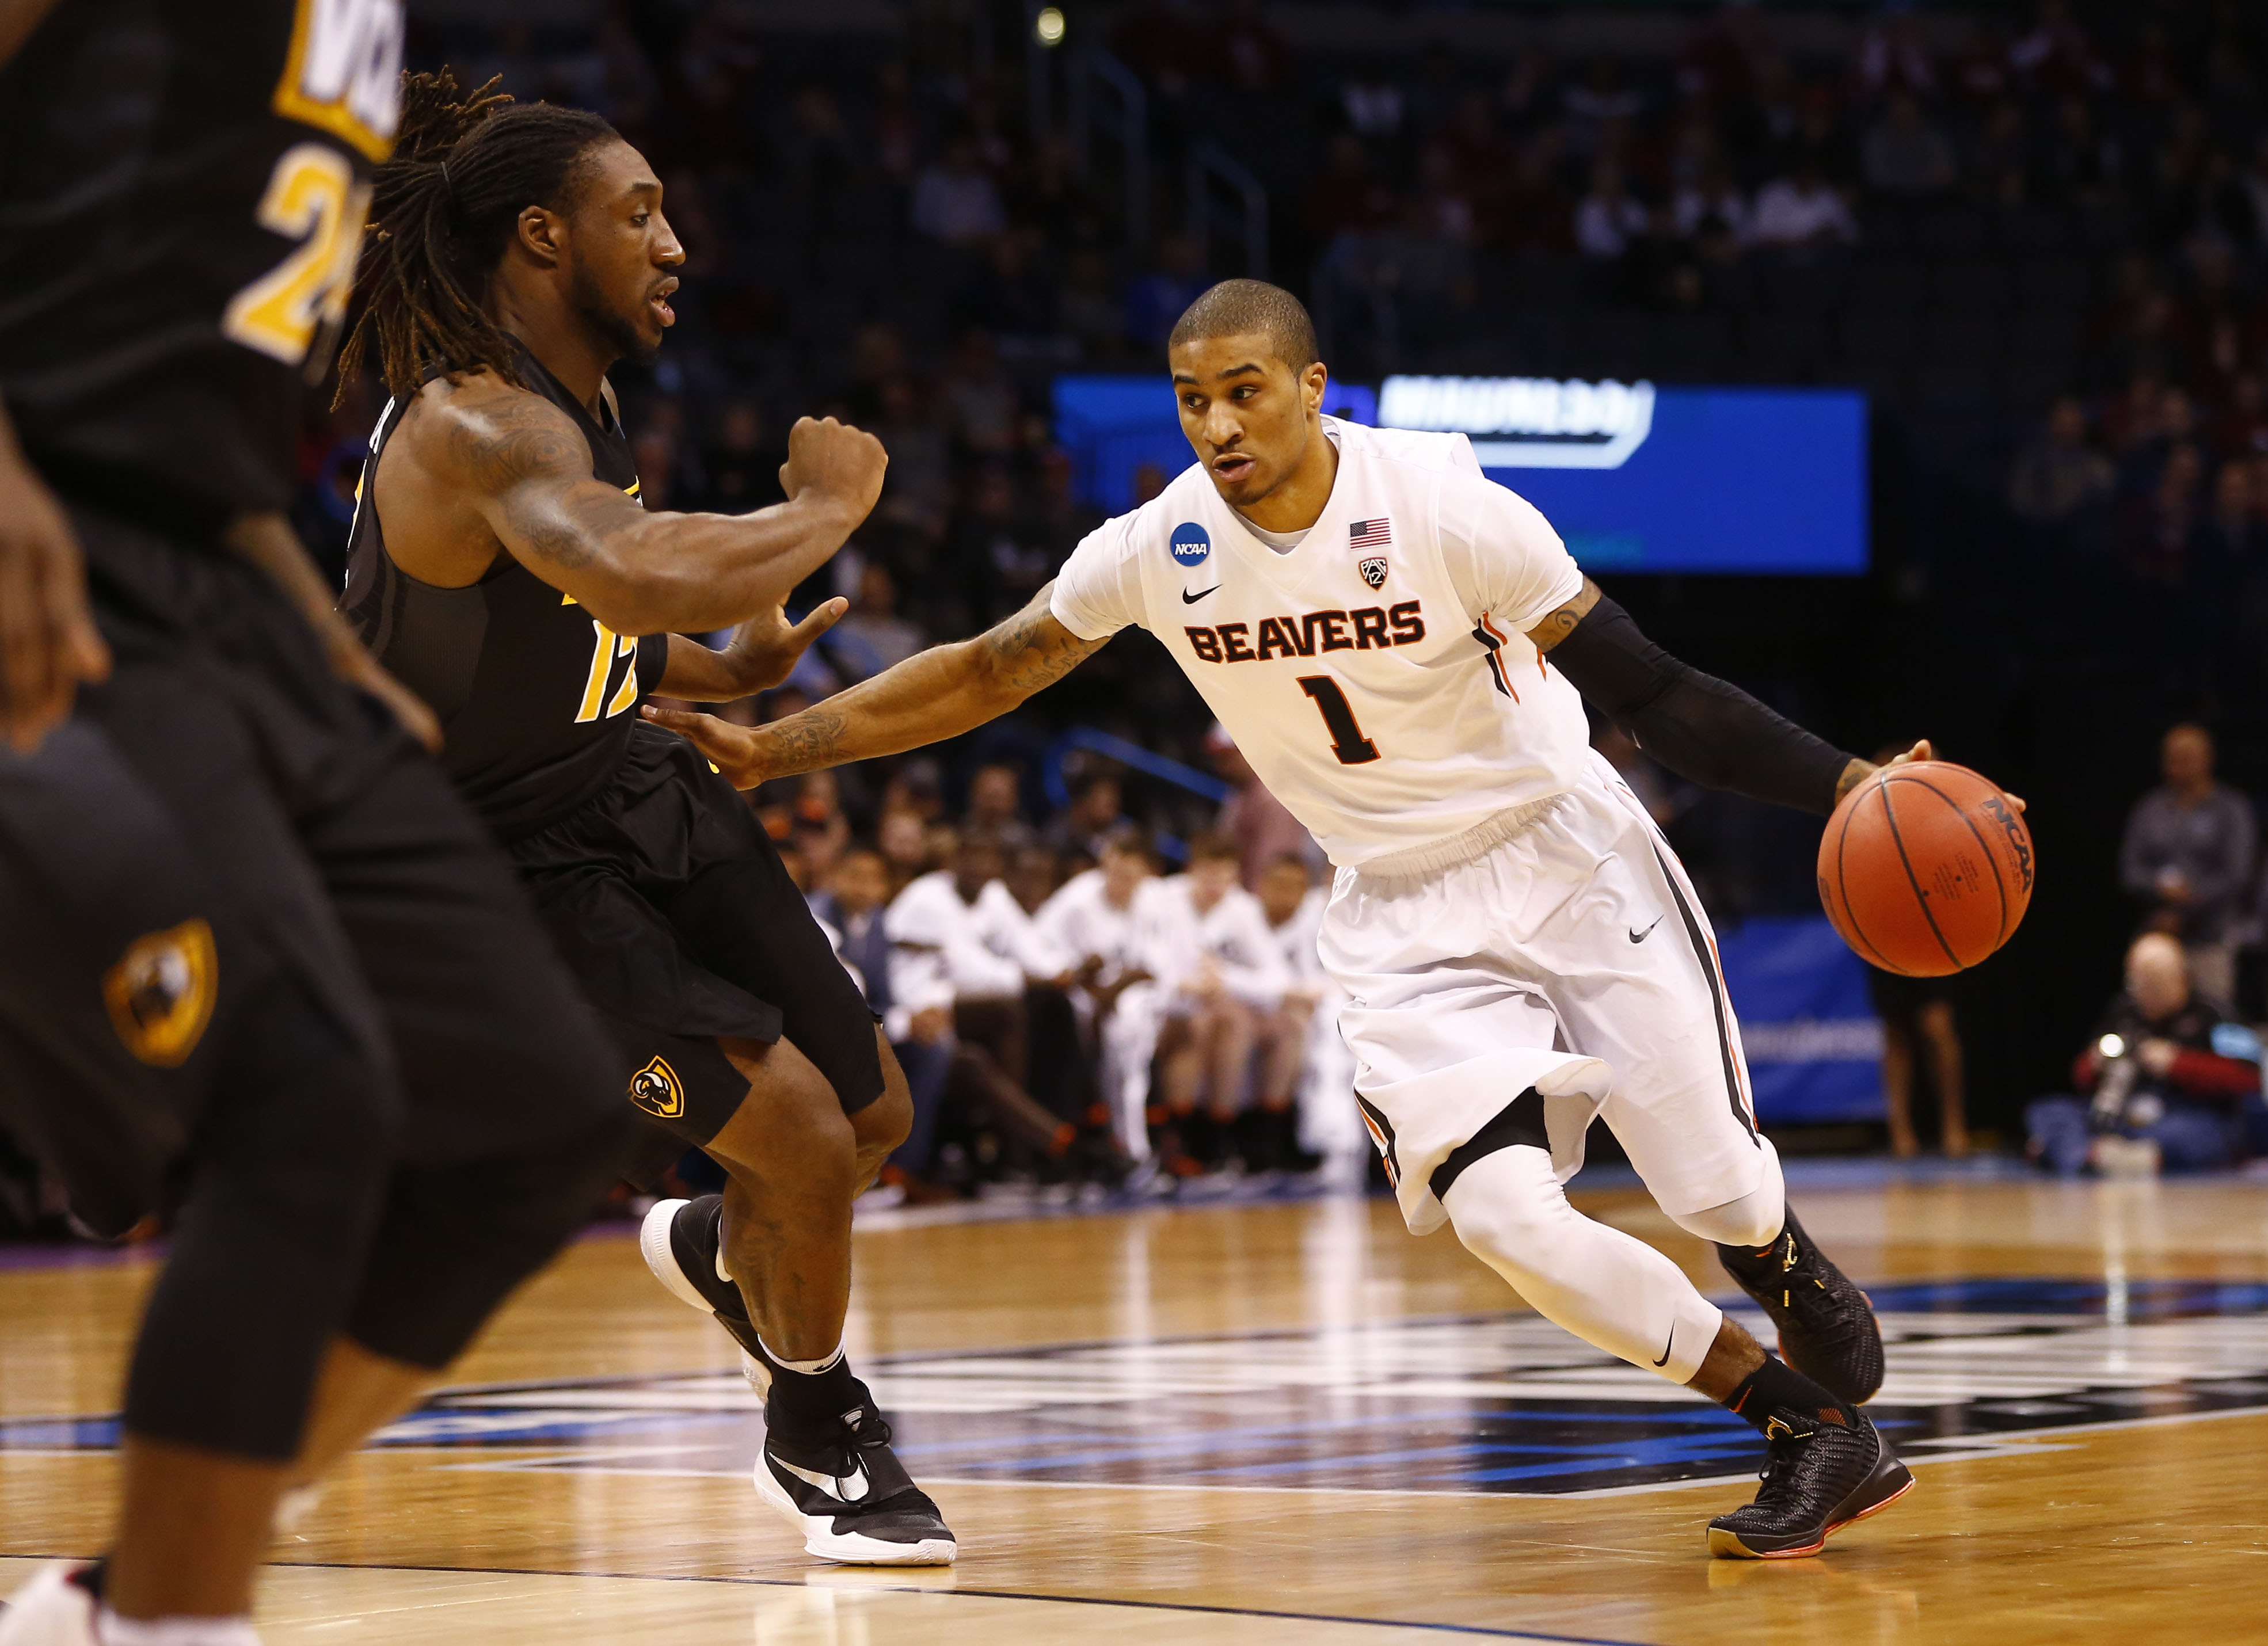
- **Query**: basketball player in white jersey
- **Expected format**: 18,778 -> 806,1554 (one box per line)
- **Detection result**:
648,281 -> 1915,1559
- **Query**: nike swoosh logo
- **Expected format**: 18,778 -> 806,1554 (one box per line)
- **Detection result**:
776,1455 -> 870,1503
1182,585 -> 1221,604
1628,916 -> 1665,943
1652,1324 -> 1675,1367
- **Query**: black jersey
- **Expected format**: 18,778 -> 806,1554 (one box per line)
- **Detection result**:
342,346 -> 668,841
0,0 -> 402,530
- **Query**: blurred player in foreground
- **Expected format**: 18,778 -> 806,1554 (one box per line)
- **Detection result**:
652,279 -> 1922,1560
0,3 -> 641,1640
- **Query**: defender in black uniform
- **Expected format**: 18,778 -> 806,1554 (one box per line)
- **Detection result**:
337,72 -> 952,1565
0,4 -> 643,1641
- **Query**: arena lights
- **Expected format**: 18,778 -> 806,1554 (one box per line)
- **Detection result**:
1377,375 -> 1657,470
1034,6 -> 1067,47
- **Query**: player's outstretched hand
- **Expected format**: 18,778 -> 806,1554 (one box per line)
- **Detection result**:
0,447 -> 111,752
726,597 -> 847,695
779,416 -> 887,523
642,702 -> 766,788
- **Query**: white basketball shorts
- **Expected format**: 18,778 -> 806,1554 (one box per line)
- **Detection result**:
1319,749 -> 1764,1236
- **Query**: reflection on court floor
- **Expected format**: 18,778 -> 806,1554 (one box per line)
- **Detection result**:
13,1277 -> 2267,1496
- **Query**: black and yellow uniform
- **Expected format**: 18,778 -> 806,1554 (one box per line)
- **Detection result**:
0,0 -> 631,1461
345,345 -> 884,1162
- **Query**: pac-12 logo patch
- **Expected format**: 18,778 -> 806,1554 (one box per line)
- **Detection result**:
103,920 -> 218,1068
1170,522 -> 1212,567
629,1054 -> 687,1120
1359,556 -> 1388,589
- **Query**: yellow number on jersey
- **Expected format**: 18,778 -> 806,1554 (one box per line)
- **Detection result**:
220,143 -> 369,369
576,621 -> 641,723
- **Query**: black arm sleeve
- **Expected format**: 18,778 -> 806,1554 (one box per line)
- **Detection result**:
1547,595 -> 1855,816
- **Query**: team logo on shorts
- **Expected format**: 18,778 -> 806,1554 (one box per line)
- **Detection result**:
629,1055 -> 686,1120
102,920 -> 218,1068
1358,555 -> 1388,589
1169,522 -> 1212,568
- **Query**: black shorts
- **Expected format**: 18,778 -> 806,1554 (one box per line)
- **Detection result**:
507,725 -> 885,1154
0,505 -> 630,1232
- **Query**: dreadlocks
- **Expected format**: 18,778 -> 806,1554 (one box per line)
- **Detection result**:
337,69 -> 619,403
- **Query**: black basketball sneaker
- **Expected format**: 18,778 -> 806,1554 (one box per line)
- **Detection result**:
1707,1404 -> 1913,1559
639,1195 -> 957,1565
1717,1209 -> 1886,1405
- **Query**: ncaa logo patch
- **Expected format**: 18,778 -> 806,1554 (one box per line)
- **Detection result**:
629,1054 -> 687,1120
103,919 -> 218,1068
1169,521 -> 1212,568
1359,556 -> 1388,589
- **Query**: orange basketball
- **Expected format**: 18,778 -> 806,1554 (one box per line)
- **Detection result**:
1816,761 -> 2034,977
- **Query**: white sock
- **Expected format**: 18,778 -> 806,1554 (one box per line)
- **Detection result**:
1441,1144 -> 1723,1385
98,1608 -> 261,1646
757,1336 -> 845,1376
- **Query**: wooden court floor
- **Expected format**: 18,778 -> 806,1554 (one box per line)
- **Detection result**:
4,1168 -> 2267,1644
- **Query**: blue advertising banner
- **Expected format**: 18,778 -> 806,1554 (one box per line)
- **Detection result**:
1052,375 -> 1867,576
1714,916 -> 1885,1126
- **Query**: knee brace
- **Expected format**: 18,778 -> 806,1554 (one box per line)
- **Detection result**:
1441,1138 -> 1721,1385
1667,1134 -> 1787,1249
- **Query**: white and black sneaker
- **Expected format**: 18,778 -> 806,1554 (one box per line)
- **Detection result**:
640,1195 -> 956,1565
0,1564 -> 106,1645
757,1397 -> 957,1566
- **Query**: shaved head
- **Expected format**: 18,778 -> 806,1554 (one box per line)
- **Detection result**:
1168,279 -> 1319,371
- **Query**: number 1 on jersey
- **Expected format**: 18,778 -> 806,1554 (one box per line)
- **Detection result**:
1297,676 -> 1380,765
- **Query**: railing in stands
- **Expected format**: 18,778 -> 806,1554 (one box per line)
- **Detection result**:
1066,50 -> 1149,256
1186,140 -> 1268,282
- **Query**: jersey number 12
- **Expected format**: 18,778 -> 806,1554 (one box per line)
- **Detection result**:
1297,676 -> 1380,765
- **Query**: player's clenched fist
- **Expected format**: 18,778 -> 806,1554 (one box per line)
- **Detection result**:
779,416 -> 887,521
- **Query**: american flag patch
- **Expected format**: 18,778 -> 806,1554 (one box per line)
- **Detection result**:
1349,517 -> 1392,550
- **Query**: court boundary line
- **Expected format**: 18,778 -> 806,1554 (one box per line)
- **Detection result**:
250,1559 -> 1649,1644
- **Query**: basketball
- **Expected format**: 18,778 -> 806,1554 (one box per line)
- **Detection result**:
1817,761 -> 2035,977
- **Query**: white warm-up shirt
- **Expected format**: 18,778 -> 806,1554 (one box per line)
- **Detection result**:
1034,868 -> 1162,989
886,872 -> 1061,1000
1140,875 -> 1292,1009
1050,418 -> 1590,870
1266,886 -> 1332,985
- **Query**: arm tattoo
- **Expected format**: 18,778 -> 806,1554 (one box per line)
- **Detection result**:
980,601 -> 1104,694
765,706 -> 848,775
1528,577 -> 1603,654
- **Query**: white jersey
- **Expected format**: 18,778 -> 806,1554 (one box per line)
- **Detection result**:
1033,868 -> 1159,988
886,872 -> 1061,999
1140,876 -> 1292,1009
1051,418 -> 1590,870
1266,886 -> 1331,984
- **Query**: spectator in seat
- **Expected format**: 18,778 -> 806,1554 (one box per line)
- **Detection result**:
1045,771 -> 1129,872
834,562 -> 927,678
1144,833 -> 1293,1172
2026,934 -> 2262,1176
1860,92 -> 1959,199
1208,723 -> 1317,890
2009,396 -> 2117,523
966,761 -> 1037,853
1574,158 -> 1649,260
910,132 -> 1006,246
1751,157 -> 1859,249
814,847 -> 956,1201
2120,722 -> 2257,1009
1036,826 -> 1166,1160
695,399 -> 787,516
